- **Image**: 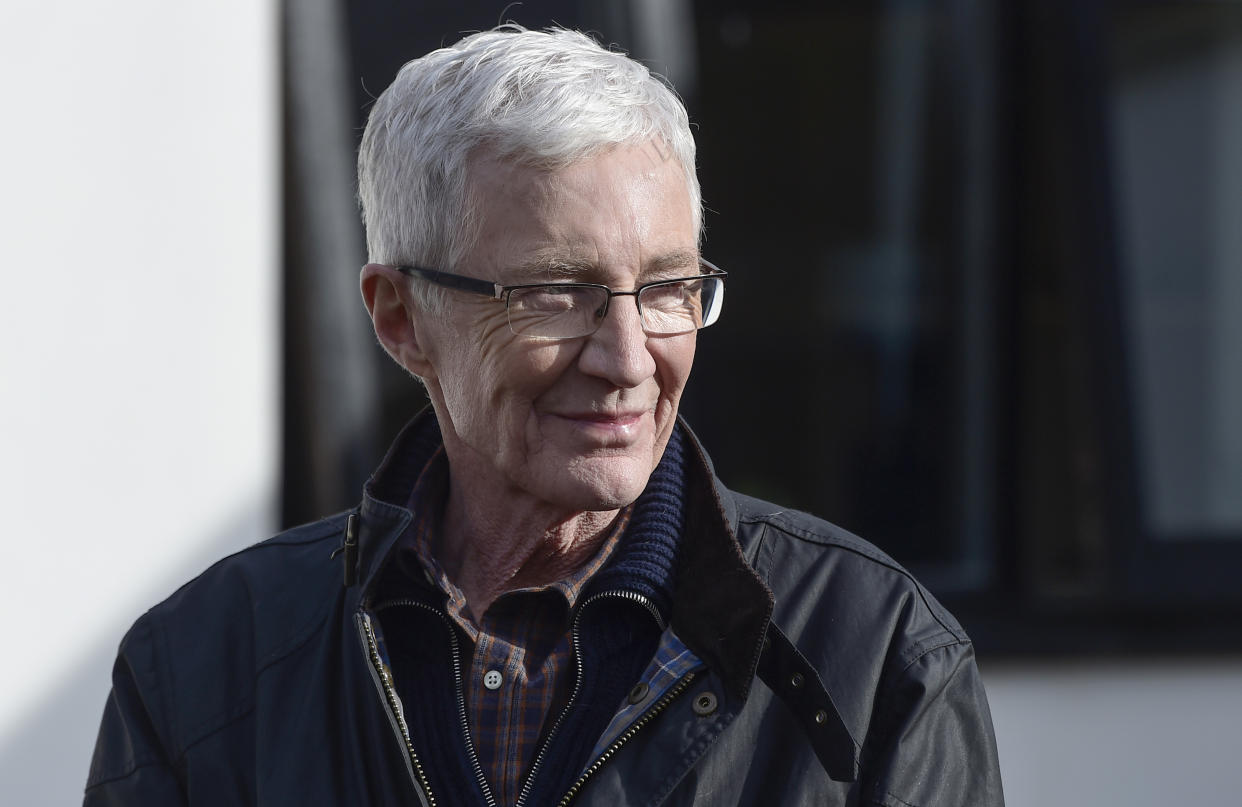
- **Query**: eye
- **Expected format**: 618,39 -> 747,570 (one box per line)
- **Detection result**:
512,286 -> 580,312
643,280 -> 696,310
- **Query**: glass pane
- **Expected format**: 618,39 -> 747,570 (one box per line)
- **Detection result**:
1110,5 -> 1242,538
682,0 -> 997,591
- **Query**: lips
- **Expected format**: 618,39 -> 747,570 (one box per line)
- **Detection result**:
545,408 -> 652,445
558,410 -> 648,425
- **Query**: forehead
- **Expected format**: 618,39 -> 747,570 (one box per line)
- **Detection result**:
463,142 -> 698,283
506,249 -> 701,284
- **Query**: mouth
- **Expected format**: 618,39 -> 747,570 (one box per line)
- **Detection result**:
546,408 -> 652,444
559,410 -> 648,424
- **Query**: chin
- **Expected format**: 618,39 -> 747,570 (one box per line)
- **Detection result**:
552,455 -> 655,512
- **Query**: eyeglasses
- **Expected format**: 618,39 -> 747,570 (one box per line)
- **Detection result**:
395,260 -> 727,339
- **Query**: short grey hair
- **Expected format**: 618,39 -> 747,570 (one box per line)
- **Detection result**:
357,25 -> 701,309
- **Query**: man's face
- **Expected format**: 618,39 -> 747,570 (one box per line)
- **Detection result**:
418,141 -> 699,513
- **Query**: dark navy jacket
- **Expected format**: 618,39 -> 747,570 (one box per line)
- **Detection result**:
85,414 -> 1004,806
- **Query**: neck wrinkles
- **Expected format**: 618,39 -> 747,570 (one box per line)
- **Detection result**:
437,475 -> 626,622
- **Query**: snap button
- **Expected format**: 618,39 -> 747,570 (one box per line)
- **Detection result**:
790,672 -> 804,688
483,670 -> 503,690
627,681 -> 650,705
814,709 -> 828,725
692,691 -> 718,716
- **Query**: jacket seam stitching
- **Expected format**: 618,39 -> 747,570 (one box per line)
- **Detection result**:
175,607 -> 332,746
872,789 -> 923,807
176,697 -> 259,760
739,512 -> 900,563
741,514 -> 964,640
866,639 -> 973,801
83,758 -> 174,791
153,526 -> 344,618
187,516 -> 348,581
152,610 -> 181,758
897,633 -> 967,674
881,638 -> 971,715
256,595 -> 336,669
737,514 -> 893,563
755,521 -> 774,585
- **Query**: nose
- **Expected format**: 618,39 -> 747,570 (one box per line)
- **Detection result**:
577,293 -> 656,387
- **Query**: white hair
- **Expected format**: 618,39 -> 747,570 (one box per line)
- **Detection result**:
357,25 -> 701,309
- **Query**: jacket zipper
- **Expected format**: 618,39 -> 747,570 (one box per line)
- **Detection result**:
368,599 -> 498,807
363,589 -> 681,807
596,588 -> 668,631
555,670 -> 699,807
513,589 -> 674,807
356,612 -> 437,806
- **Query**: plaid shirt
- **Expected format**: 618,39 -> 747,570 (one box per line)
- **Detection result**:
588,629 -> 703,759
402,447 -> 632,807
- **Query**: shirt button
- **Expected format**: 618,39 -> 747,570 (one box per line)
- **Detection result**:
483,670 -> 503,690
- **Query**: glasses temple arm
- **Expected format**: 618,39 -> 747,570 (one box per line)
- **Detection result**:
396,266 -> 503,299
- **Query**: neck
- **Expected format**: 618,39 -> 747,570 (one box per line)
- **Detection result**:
436,478 -> 622,622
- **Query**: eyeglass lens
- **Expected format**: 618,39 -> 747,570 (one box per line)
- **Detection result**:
506,277 -> 723,338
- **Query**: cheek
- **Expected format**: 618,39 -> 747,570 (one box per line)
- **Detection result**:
654,336 -> 697,402
478,341 -> 578,428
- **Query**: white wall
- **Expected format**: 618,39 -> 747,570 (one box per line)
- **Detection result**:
984,659 -> 1242,807
0,3 -> 277,805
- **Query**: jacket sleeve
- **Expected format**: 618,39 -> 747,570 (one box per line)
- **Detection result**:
83,617 -> 187,807
866,639 -> 1005,807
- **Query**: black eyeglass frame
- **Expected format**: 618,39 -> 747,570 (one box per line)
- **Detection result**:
394,259 -> 728,335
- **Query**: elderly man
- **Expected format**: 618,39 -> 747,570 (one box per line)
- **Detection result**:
86,26 -> 1003,807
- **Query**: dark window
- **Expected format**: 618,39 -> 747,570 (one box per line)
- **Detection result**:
313,0 -> 1242,656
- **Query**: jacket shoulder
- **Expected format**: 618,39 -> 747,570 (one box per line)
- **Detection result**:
734,490 -> 966,642
729,492 -> 993,779
729,489 -> 1003,805
732,490 -> 973,707
116,512 -> 349,756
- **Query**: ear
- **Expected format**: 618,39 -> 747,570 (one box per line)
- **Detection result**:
360,263 -> 437,379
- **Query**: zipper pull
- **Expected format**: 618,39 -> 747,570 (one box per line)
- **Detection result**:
336,511 -> 359,587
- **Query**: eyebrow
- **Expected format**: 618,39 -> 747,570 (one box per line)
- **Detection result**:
646,250 -> 703,277
508,257 -> 593,282
505,249 -> 702,283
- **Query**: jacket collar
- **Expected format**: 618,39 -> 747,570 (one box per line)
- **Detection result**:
671,419 -> 774,703
347,408 -> 775,702
352,412 -> 431,601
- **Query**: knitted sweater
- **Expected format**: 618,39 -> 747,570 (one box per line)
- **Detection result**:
375,421 -> 687,807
